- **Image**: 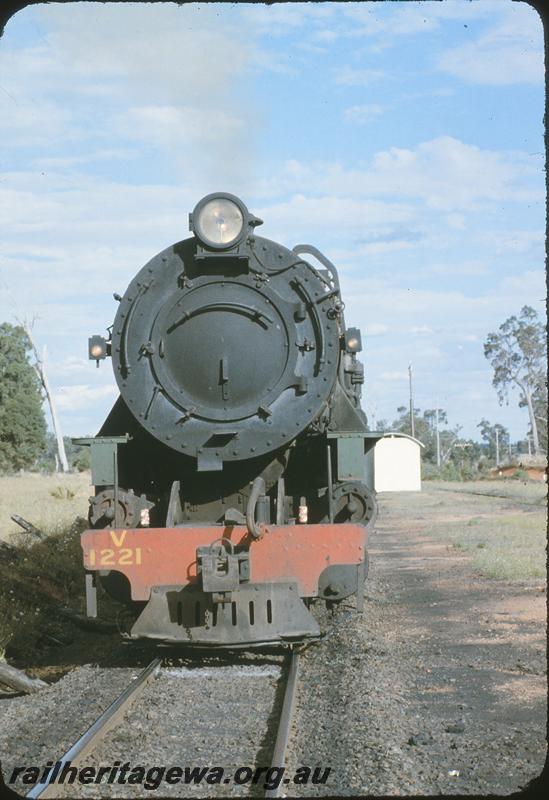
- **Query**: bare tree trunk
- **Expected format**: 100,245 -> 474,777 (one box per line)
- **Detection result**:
523,387 -> 541,455
22,322 -> 70,472
441,441 -> 455,464
39,344 -> 70,472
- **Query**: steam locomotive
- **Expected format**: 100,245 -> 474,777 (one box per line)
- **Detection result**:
78,192 -> 377,647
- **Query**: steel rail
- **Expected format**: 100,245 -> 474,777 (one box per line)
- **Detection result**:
26,658 -> 162,799
265,650 -> 301,799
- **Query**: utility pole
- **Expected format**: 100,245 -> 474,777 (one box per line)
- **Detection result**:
495,425 -> 500,467
435,399 -> 441,468
408,364 -> 415,438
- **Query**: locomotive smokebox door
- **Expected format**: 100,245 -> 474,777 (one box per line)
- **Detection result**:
108,193 -> 341,469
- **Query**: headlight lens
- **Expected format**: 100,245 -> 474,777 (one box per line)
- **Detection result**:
195,198 -> 244,247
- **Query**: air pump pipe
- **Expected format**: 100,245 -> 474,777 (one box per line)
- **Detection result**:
246,476 -> 266,539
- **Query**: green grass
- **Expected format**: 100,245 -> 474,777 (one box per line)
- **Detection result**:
0,472 -> 91,541
423,505 -> 546,580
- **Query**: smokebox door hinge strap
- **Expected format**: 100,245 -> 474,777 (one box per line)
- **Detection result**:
220,356 -> 229,400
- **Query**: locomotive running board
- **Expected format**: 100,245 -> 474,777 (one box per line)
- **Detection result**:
130,581 -> 320,646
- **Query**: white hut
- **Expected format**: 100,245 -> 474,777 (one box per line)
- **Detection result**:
365,432 -> 424,492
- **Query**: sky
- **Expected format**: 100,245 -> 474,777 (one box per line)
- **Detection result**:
0,0 -> 545,442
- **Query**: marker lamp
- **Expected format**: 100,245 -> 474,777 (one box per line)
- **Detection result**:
88,335 -> 108,363
345,328 -> 362,353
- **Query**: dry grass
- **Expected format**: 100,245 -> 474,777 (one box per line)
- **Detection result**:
427,479 -> 547,506
382,480 -> 547,582
0,472 -> 91,541
431,513 -> 546,580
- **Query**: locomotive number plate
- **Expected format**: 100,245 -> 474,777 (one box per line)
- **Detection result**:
87,530 -> 143,568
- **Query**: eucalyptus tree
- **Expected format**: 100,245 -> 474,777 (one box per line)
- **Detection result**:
484,306 -> 546,455
0,323 -> 47,472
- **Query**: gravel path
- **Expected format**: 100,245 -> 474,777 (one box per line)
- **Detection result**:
287,492 -> 546,795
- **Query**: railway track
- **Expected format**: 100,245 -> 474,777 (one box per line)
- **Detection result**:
25,652 -> 301,799
25,659 -> 162,800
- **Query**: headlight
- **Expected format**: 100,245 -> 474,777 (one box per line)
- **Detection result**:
190,193 -> 248,250
196,198 -> 243,245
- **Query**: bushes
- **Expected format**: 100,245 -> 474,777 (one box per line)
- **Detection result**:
512,469 -> 530,481
422,461 -> 477,482
0,520 -> 87,660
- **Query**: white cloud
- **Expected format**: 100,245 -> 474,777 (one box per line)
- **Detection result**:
239,3 -> 334,32
438,6 -> 544,85
0,170 -> 191,244
424,260 -> 490,277
0,99 -> 77,147
311,29 -> 339,44
240,0 -> 505,49
344,104 -> 385,123
367,137 -> 539,210
380,371 -> 409,381
31,3 -> 254,97
0,2 -> 264,185
409,325 -> 434,335
49,356 -> 93,376
333,67 -> 387,86
340,0 -> 505,43
478,228 -> 545,256
499,270 -> 546,300
445,213 -> 466,230
343,238 -> 421,258
31,149 -> 136,169
252,137 -> 541,214
118,105 -> 246,148
55,384 -> 117,412
365,323 -> 390,336
341,271 -> 546,349
257,193 -> 415,245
